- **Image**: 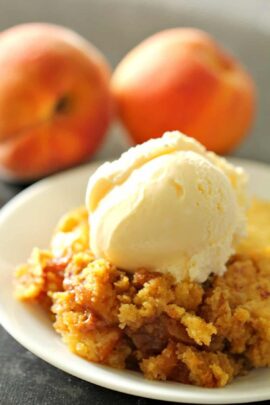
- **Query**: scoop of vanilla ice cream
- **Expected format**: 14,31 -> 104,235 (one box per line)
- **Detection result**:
86,131 -> 247,282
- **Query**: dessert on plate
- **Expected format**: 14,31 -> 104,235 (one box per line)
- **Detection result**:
15,132 -> 270,388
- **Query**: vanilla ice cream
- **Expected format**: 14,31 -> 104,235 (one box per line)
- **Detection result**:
86,131 -> 247,282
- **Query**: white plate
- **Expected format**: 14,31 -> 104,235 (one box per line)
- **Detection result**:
0,158 -> 270,404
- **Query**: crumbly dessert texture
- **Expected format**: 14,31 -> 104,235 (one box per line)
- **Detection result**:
15,200 -> 270,388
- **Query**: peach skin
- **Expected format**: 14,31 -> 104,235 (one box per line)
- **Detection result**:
0,23 -> 113,181
111,28 -> 256,154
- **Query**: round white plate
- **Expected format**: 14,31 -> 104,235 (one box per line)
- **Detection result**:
0,158 -> 270,404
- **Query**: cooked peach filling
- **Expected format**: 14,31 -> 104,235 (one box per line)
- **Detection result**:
15,199 -> 270,388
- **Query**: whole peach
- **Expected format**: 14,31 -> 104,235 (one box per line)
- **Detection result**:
111,28 -> 256,153
0,23 -> 113,181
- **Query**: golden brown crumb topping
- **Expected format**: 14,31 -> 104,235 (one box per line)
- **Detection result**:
14,201 -> 270,387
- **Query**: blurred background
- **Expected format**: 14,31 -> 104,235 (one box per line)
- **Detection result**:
0,0 -> 269,169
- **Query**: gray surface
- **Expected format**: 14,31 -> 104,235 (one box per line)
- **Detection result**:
0,325 -> 156,405
0,0 -> 270,404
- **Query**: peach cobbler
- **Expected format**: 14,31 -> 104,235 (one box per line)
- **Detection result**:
15,133 -> 270,387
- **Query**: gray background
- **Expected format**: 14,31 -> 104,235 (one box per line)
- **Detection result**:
0,0 -> 270,404
0,0 -> 269,163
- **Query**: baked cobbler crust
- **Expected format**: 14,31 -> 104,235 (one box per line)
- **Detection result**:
15,200 -> 270,387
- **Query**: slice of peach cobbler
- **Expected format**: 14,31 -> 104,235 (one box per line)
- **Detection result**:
15,199 -> 270,388
14,133 -> 270,387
